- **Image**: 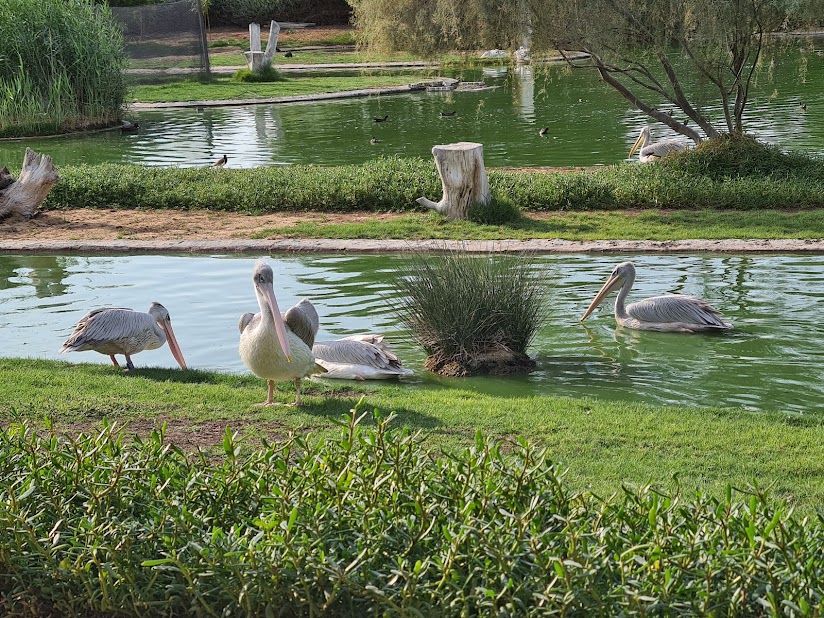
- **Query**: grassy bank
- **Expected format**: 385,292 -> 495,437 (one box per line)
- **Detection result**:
129,74 -> 425,103
252,208 -> 824,240
43,143 -> 824,216
3,358 -> 824,512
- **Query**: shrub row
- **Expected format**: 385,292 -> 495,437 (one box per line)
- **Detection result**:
44,145 -> 824,214
1,406 -> 822,616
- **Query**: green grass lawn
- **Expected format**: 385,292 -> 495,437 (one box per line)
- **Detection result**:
4,358 -> 824,515
253,208 -> 824,240
129,74 -> 428,103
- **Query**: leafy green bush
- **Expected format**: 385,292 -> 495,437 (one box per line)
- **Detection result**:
0,0 -> 126,137
1,406 -> 823,616
43,146 -> 824,214
232,66 -> 284,83
391,251 -> 546,375
660,133 -> 824,181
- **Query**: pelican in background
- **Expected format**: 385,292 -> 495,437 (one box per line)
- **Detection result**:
60,303 -> 187,370
580,261 -> 732,333
313,334 -> 413,380
628,126 -> 689,163
239,262 -> 325,406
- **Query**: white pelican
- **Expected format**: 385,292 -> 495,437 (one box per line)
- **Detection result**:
628,126 -> 689,163
580,262 -> 733,333
238,262 -> 325,406
59,302 -> 187,370
313,334 -> 414,380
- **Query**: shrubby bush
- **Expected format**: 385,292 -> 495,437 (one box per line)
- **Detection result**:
44,146 -> 824,213
1,407 -> 823,616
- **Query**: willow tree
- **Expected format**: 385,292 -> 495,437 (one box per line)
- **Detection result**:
349,0 -> 823,142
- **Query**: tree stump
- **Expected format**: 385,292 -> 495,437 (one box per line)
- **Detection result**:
244,21 -> 280,73
416,142 -> 490,220
0,148 -> 59,220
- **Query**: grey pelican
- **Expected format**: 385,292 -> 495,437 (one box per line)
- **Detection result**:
211,154 -> 228,167
628,126 -> 688,163
313,334 -> 414,380
238,262 -> 325,406
580,261 -> 733,332
60,303 -> 187,370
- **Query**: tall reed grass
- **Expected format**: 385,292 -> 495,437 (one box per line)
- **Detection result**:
392,250 -> 547,375
0,0 -> 127,138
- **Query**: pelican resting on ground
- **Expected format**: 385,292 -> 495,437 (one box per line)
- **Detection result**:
628,126 -> 689,163
580,261 -> 733,333
313,334 -> 414,380
238,262 -> 325,406
60,302 -> 187,370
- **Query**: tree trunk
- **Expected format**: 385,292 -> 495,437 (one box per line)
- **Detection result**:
416,142 -> 490,220
244,21 -> 280,72
0,149 -> 59,220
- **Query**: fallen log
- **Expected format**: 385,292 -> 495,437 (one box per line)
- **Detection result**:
0,148 -> 59,220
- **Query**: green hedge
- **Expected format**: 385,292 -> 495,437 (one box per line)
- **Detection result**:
1,406 -> 822,616
44,151 -> 824,214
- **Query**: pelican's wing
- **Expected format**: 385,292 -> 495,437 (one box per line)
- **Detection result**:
283,298 -> 319,349
313,337 -> 405,371
238,312 -> 257,334
627,295 -> 731,329
640,140 -> 688,159
60,307 -> 140,352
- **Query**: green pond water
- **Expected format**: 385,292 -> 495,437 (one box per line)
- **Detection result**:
1,253 -> 822,414
1,46 -> 823,168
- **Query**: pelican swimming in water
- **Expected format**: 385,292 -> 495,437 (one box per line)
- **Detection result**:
238,262 -> 325,406
580,261 -> 732,332
313,334 -> 413,380
60,302 -> 187,370
628,126 -> 689,163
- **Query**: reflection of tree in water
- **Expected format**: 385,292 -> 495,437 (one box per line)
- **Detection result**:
0,255 -> 77,298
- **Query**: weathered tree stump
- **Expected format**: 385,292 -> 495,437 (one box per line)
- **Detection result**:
416,142 -> 490,220
244,21 -> 280,73
0,149 -> 59,220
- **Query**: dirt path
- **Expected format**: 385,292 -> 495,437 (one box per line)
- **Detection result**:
3,209 -> 824,254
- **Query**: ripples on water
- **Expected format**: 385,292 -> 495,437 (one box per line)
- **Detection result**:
1,46 -> 822,168
2,253 -> 823,415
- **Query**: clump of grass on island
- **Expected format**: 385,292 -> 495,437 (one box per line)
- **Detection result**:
1,406 -> 823,616
231,66 -> 284,83
0,0 -> 126,138
391,251 -> 546,376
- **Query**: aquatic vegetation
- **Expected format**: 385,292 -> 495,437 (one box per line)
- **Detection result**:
0,0 -> 127,138
391,250 -> 547,376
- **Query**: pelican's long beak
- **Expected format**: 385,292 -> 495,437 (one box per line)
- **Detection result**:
263,283 -> 292,362
160,320 -> 187,369
628,133 -> 644,159
580,274 -> 622,322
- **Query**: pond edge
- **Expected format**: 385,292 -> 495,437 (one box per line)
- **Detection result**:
2,238 -> 824,254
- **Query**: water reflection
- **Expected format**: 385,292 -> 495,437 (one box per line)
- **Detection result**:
2,253 -> 824,414
2,47 -> 821,168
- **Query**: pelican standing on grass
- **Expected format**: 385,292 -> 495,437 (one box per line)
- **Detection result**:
628,125 -> 689,163
580,262 -> 732,332
60,303 -> 187,370
238,261 -> 325,406
313,334 -> 414,380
